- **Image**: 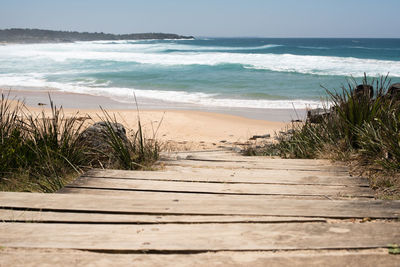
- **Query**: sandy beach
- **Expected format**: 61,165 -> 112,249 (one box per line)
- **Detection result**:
4,89 -> 291,151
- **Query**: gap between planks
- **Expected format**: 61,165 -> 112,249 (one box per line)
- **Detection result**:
161,160 -> 349,173
83,168 -> 369,187
65,177 -> 374,198
1,248 -> 398,267
0,209 -> 327,224
60,187 -> 364,201
1,192 -> 399,219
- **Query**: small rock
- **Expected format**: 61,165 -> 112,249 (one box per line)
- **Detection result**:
388,83 -> 400,101
231,147 -> 242,153
354,84 -> 374,98
249,134 -> 271,140
286,129 -> 295,134
79,121 -> 128,167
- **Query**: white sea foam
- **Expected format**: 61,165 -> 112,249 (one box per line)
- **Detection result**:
297,46 -> 330,50
162,44 -> 283,51
0,41 -> 396,110
1,42 -> 399,77
0,42 -> 281,55
0,74 -> 322,110
341,45 -> 400,51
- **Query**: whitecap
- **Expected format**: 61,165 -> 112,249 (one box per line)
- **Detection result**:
2,42 -> 399,77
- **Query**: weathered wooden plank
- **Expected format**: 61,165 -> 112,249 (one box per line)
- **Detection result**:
162,150 -> 238,159
167,165 -> 353,178
162,156 -> 342,166
163,151 -> 336,165
162,160 -> 349,172
1,249 -> 398,267
67,177 -> 373,197
0,222 -> 399,250
59,187 -> 349,200
162,151 -> 343,165
170,156 -> 338,165
85,168 -> 369,186
0,210 -> 325,223
162,150 -> 249,158
1,192 -> 399,218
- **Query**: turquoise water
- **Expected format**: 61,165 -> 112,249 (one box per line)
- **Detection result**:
0,38 -> 400,109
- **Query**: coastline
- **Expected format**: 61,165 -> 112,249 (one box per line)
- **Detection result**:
3,88 -> 292,151
3,88 -> 306,121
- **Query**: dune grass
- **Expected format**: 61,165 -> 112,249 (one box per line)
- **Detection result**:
96,108 -> 160,170
245,75 -> 400,198
0,94 -> 160,192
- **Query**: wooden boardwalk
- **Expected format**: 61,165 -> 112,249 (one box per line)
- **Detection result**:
1,150 -> 399,266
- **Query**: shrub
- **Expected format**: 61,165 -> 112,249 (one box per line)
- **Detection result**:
0,93 -> 161,192
98,108 -> 160,170
245,74 -> 399,197
247,74 -> 399,166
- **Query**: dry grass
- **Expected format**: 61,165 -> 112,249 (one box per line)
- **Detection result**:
244,75 -> 400,199
0,94 -> 161,192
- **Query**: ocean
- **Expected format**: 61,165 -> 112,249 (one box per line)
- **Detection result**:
1,38 -> 400,110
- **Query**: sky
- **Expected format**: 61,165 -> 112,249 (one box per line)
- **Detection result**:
0,0 -> 399,38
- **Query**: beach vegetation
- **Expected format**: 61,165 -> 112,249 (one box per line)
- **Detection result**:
94,108 -> 160,170
245,75 -> 400,198
0,94 -> 160,192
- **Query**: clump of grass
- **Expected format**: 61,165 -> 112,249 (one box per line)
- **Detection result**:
97,108 -> 160,170
0,93 -> 161,192
23,100 -> 89,191
356,107 -> 400,170
245,74 -> 400,198
0,95 -> 89,192
0,93 -> 25,173
270,75 -> 397,162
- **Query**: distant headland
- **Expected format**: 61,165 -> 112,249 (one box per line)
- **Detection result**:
0,28 -> 194,43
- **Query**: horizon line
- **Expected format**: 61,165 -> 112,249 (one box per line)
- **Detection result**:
1,28 -> 399,39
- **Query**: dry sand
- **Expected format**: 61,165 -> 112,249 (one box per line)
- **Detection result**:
4,89 -> 291,151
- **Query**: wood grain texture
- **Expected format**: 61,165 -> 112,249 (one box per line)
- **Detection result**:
162,160 -> 349,172
85,168 -> 369,186
1,222 -> 399,251
0,210 -> 326,223
1,192 -> 399,218
67,177 -> 373,197
2,150 -> 397,265
1,249 -> 398,267
60,187 -> 342,200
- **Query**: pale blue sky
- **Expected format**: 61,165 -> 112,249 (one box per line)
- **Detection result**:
0,0 -> 399,37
